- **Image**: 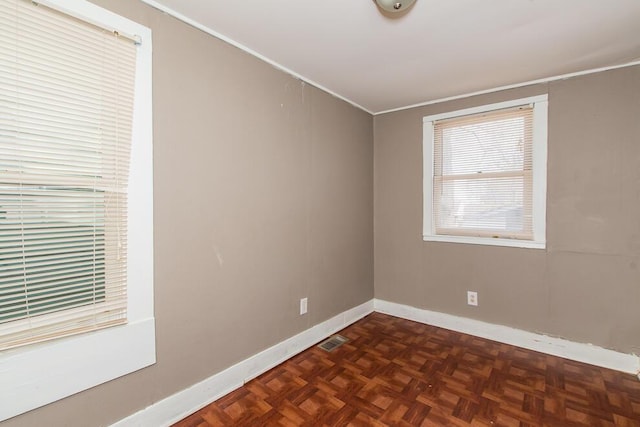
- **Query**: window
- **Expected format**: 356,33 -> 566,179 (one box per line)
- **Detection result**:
0,1 -> 137,349
423,95 -> 547,249
0,0 -> 153,421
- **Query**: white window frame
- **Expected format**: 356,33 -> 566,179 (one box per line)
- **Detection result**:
423,95 -> 548,249
0,0 -> 154,421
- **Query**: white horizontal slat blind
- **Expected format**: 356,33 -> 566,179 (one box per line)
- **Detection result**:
433,106 -> 533,239
0,0 -> 137,349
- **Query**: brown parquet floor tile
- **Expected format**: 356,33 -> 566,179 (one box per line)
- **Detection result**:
173,313 -> 640,426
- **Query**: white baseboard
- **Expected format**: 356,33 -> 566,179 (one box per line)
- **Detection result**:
113,298 -> 639,426
374,299 -> 640,375
111,300 -> 374,427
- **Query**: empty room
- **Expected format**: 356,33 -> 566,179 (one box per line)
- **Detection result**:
1,0 -> 640,426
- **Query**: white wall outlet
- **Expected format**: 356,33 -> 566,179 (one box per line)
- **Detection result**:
300,298 -> 308,315
467,291 -> 478,306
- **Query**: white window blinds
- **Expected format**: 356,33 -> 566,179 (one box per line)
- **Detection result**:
433,106 -> 533,240
0,0 -> 137,350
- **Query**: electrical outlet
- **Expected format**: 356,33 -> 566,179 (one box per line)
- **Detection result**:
467,291 -> 478,306
300,298 -> 308,315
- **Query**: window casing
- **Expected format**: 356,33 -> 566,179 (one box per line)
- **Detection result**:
423,95 -> 548,249
0,0 -> 154,421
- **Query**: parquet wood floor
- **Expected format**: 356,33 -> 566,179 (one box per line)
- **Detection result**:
173,312 -> 640,426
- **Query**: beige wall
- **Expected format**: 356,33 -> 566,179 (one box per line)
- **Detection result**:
374,65 -> 640,354
3,1 -> 373,426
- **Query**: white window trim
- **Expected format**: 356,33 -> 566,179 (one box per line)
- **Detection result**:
423,95 -> 548,249
0,0 -> 154,421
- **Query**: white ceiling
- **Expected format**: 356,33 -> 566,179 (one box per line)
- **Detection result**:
143,0 -> 640,114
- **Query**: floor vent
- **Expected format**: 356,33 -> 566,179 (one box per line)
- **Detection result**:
317,334 -> 349,352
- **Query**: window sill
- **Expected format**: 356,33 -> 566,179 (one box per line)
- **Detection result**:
0,318 -> 156,421
423,234 -> 546,249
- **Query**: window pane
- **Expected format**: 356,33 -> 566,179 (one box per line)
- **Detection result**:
441,116 -> 527,175
0,186 -> 105,323
436,175 -> 529,235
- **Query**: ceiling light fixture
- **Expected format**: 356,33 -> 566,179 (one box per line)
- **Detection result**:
375,0 -> 416,13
